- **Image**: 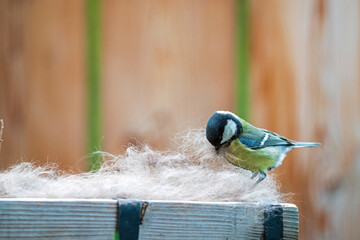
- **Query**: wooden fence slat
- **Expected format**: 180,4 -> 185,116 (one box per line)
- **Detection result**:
282,204 -> 299,239
0,199 -> 298,239
0,199 -> 117,239
0,0 -> 86,171
139,201 -> 298,240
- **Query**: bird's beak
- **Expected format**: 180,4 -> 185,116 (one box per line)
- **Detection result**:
215,146 -> 220,154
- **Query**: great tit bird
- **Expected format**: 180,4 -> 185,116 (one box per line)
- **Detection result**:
206,111 -> 319,186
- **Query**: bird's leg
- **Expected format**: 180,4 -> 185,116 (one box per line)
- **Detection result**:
251,171 -> 266,189
256,171 -> 266,184
251,171 -> 258,179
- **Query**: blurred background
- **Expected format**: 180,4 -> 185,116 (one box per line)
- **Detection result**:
0,0 -> 359,239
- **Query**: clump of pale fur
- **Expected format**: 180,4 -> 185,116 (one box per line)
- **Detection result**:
0,129 -> 283,203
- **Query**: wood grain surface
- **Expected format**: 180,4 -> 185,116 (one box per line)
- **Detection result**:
0,199 -> 117,239
0,199 -> 298,240
139,201 -> 298,240
251,0 -> 360,239
102,0 -> 235,153
0,0 -> 86,171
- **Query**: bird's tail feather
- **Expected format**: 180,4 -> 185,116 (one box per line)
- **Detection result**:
293,142 -> 320,148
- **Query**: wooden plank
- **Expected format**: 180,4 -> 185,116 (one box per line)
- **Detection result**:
102,0 -> 235,152
0,0 -> 86,171
0,0 -> 28,169
251,0 -> 360,239
138,201 -> 298,240
0,199 -> 117,239
0,199 -> 298,240
282,204 -> 299,240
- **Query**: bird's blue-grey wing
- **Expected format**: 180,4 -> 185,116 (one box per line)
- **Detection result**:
239,128 -> 294,149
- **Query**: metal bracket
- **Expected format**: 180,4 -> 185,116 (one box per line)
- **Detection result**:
116,199 -> 148,240
264,205 -> 284,240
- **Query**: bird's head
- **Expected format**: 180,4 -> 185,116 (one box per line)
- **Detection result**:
206,111 -> 243,153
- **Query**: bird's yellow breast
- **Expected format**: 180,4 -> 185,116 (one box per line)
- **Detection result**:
224,139 -> 280,173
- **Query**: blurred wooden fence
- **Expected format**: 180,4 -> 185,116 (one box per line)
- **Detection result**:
251,1 -> 360,239
0,0 -> 235,170
0,0 -> 86,170
0,0 -> 359,239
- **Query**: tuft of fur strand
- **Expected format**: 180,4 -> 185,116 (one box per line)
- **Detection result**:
0,128 -> 284,204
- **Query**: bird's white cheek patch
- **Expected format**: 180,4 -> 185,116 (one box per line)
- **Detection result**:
221,120 -> 237,144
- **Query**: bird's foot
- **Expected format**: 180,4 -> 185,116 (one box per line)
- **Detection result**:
250,172 -> 266,189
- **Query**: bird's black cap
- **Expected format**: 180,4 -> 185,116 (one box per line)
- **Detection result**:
206,111 -> 242,150
206,113 -> 227,148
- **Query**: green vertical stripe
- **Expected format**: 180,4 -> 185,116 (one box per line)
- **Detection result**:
235,0 -> 250,121
113,232 -> 119,240
86,0 -> 102,171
